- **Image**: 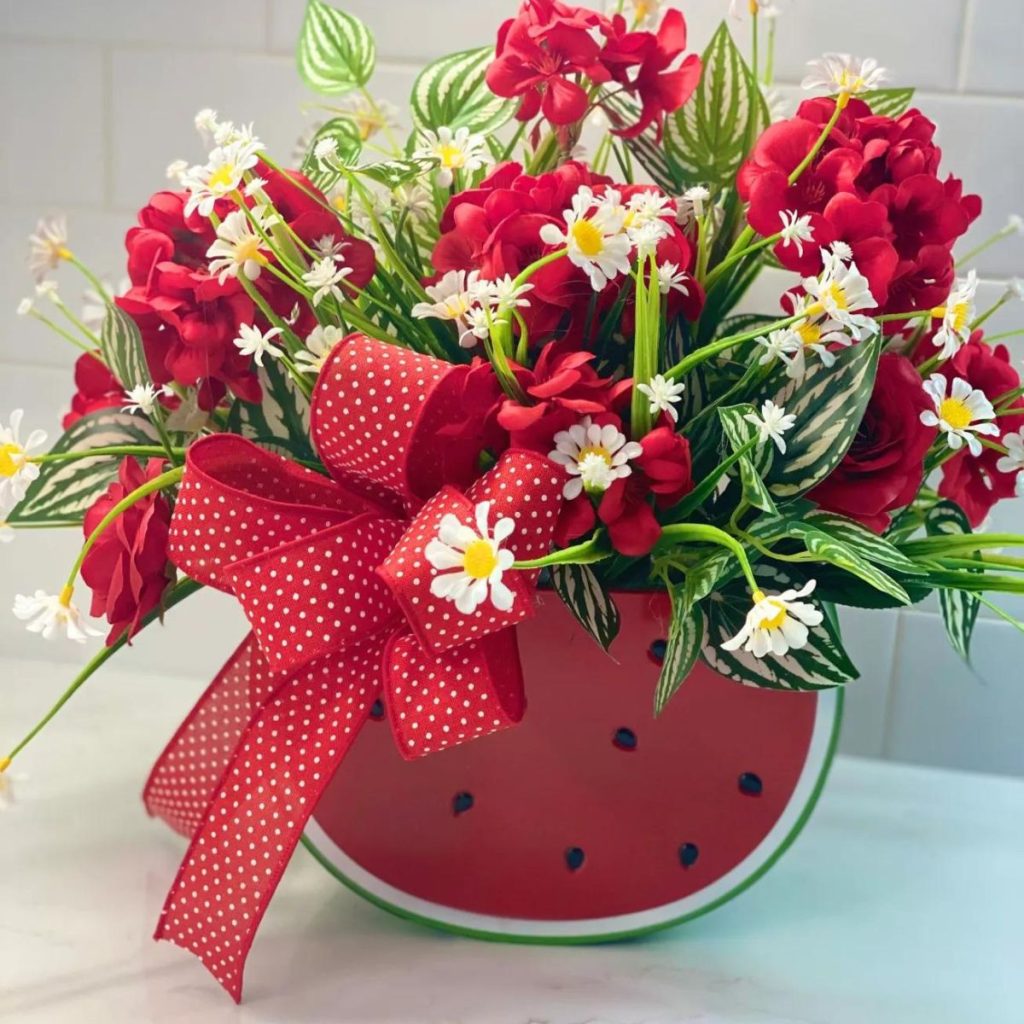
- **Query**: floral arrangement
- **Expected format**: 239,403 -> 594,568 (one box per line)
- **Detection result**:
3,0 -> 1024,1001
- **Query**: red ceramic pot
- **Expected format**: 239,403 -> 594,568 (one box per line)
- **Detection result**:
305,589 -> 842,940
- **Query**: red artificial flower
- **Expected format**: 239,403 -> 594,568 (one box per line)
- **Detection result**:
936,334 -> 1023,525
599,426 -> 693,555
809,353 -> 936,532
738,97 -> 980,315
487,0 -> 611,125
63,351 -> 123,429
81,457 -> 175,645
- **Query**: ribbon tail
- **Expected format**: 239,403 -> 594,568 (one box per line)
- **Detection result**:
153,635 -> 387,1002
143,633 -> 278,838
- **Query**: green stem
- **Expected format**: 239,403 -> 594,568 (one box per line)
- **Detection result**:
664,313 -> 802,381
657,523 -> 759,594
26,309 -> 93,354
513,532 -> 610,570
956,224 -> 1018,268
67,254 -> 111,304
975,594 -> 1024,635
788,98 -> 844,185
703,232 -> 779,292
32,445 -> 183,464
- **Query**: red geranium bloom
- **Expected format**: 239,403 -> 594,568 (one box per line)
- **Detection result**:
936,334 -> 1023,525
63,351 -> 123,429
487,0 -> 611,125
599,426 -> 693,555
82,457 -> 175,645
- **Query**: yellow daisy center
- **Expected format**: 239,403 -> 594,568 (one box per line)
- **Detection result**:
442,294 -> 472,319
208,163 -> 237,191
462,538 -> 498,579
837,69 -> 866,94
931,300 -> 971,334
939,396 -> 973,431
437,143 -> 467,170
796,320 -> 822,346
0,442 -> 25,477
578,444 -> 612,467
234,236 -> 267,266
760,599 -> 788,631
331,193 -> 347,214
571,218 -> 605,258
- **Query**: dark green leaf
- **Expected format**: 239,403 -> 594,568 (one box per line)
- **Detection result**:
226,358 -> 313,460
925,500 -> 980,659
550,562 -> 621,651
805,511 -> 925,574
653,597 -> 704,715
718,403 -> 776,513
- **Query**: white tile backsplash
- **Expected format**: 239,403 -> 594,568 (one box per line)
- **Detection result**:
0,0 -> 1023,777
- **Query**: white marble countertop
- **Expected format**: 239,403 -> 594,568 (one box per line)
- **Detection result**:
1,655 -> 1022,1024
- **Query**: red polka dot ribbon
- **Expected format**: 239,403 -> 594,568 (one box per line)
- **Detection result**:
144,336 -> 563,1001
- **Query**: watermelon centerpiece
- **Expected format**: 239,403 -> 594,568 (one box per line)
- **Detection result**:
305,589 -> 842,940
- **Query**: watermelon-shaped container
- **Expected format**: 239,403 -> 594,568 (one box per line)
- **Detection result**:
304,589 -> 842,941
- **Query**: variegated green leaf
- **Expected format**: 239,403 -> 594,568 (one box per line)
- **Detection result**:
100,304 -> 148,391
600,92 -> 679,192
719,403 -> 776,513
925,500 -> 980,659
7,409 -> 159,525
664,21 -> 768,188
700,568 -> 858,690
859,87 -> 916,117
550,562 -> 620,651
297,0 -> 375,95
356,158 -> 434,189
300,117 -> 363,192
767,331 -> 883,498
411,46 -> 515,135
653,596 -> 704,715
790,523 -> 911,605
805,511 -> 924,574
226,358 -> 314,460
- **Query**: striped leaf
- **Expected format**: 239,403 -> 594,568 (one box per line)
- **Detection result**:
356,158 -> 434,189
719,404 -> 776,514
100,303 -> 148,391
700,568 -> 859,690
859,87 -> 916,117
805,511 -> 924,574
600,92 -> 679,192
653,596 -> 704,715
550,562 -> 620,651
790,523 -> 911,605
767,331 -> 883,498
300,117 -> 363,191
664,21 -> 768,188
7,409 -> 158,525
226,358 -> 313,460
297,0 -> 375,95
926,500 -> 980,659
411,46 -> 515,135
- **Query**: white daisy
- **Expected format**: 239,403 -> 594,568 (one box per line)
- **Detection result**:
425,500 -> 517,615
802,54 -> 887,101
784,309 -> 853,378
539,187 -> 632,291
122,383 -> 169,417
0,410 -> 46,517
721,580 -> 824,659
627,0 -> 665,28
302,256 -> 353,306
744,399 -> 797,453
930,270 -> 978,360
754,328 -> 803,368
233,324 -> 284,367
729,0 -> 782,17
394,182 -> 434,224
637,374 -> 686,424
182,138 -> 261,217
920,374 -> 1000,457
656,262 -> 690,297
206,209 -> 274,284
295,324 -> 347,376
411,269 -> 485,337
412,126 -> 488,188
779,210 -> 815,257
801,248 -> 878,340
13,589 -> 101,644
549,416 -> 643,500
28,216 -> 71,281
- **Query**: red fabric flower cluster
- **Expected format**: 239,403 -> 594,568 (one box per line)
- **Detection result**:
82,457 -> 175,645
739,98 -> 981,314
432,160 -> 701,344
63,352 -> 124,429
486,0 -> 700,137
118,169 -> 374,410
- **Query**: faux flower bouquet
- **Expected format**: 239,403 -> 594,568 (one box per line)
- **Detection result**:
3,0 -> 1024,1002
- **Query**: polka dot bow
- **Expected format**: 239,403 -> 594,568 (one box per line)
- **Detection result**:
144,335 -> 563,1001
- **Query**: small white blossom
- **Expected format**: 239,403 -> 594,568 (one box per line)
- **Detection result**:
996,429 -> 1024,498
312,234 -> 349,261
233,324 -> 284,367
722,580 -> 823,659
802,54 -> 887,99
206,209 -> 274,284
1003,278 -> 1024,303
920,374 -> 999,457
166,159 -> 189,185
182,139 -> 261,217
801,248 -> 878,340
479,274 -> 533,314
296,324 -> 347,376
122,383 -> 170,417
829,240 -> 854,262
745,399 -> 797,453
411,269 -> 486,340
930,270 -> 978,359
302,256 -> 353,306
1,410 -> 46,518
779,210 -> 815,257
413,126 -> 488,188
34,280 -> 59,302
16,298 -> 33,316
629,218 -> 673,259
1005,213 -> 1023,235
682,185 -> 711,221
194,108 -> 221,144
13,589 -> 101,644
754,328 -> 803,369
394,182 -> 434,224
314,136 -> 339,167
637,374 -> 686,424
425,500 -> 517,615
657,262 -> 690,297
28,216 -> 71,281
549,416 -> 642,500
